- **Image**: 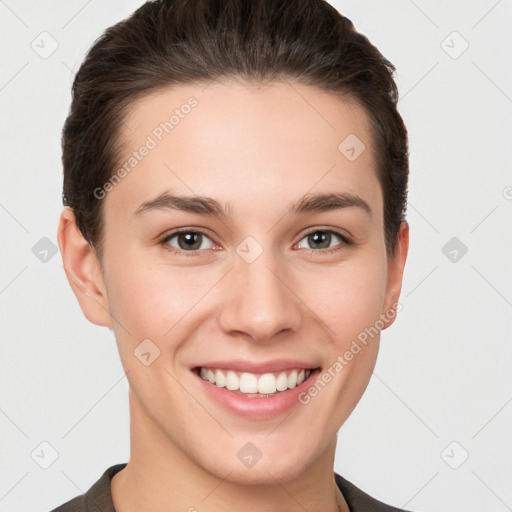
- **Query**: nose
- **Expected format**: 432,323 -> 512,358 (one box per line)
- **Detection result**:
218,247 -> 303,344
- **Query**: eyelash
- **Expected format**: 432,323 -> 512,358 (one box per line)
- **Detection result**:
159,227 -> 352,256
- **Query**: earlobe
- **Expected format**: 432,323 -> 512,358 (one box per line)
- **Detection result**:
57,207 -> 112,327
381,220 -> 409,330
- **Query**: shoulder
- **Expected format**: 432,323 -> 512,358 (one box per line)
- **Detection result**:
335,473 -> 416,512
48,463 -> 127,512
49,495 -> 87,512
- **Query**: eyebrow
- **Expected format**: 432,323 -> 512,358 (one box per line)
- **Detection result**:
133,191 -> 371,218
288,192 -> 371,217
134,192 -> 230,218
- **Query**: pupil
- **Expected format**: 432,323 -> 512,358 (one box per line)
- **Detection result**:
309,231 -> 330,249
179,232 -> 201,250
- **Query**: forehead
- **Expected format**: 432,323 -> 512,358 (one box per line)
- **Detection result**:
107,80 -> 382,221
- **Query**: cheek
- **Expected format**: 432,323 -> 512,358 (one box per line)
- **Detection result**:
103,249 -> 212,344
293,254 -> 387,428
302,252 -> 388,344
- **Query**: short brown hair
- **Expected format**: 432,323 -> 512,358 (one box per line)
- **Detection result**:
62,0 -> 409,260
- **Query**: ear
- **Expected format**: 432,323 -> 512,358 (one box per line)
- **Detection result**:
381,220 -> 409,329
57,207 -> 112,327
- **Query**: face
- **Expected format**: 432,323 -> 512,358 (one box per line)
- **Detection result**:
62,80 -> 408,484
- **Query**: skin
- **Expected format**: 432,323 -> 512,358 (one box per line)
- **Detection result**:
57,80 -> 409,512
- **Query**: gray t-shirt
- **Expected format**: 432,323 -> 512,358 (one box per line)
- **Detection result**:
50,463 -> 411,512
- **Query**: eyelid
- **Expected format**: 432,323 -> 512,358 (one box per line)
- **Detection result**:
161,226 -> 213,239
296,225 -> 351,241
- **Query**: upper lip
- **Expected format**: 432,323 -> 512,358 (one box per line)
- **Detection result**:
191,359 -> 320,374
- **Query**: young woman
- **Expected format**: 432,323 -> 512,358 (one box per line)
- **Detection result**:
54,1 -> 411,510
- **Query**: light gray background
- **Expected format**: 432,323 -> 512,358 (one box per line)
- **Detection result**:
1,1 -> 511,511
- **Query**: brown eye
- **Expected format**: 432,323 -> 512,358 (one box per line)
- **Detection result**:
163,231 -> 215,251
296,230 -> 349,251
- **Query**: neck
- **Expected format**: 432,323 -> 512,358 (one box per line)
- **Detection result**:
111,389 -> 350,512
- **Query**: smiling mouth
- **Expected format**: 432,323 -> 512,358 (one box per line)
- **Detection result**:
193,366 -> 318,398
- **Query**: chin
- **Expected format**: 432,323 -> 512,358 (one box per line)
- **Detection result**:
198,442 -> 315,486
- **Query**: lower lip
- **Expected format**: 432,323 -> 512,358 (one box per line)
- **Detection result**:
193,369 -> 321,419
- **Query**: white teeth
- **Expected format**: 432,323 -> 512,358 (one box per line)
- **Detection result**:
258,373 -> 277,394
215,369 -> 226,388
239,372 -> 258,393
226,370 -> 239,391
198,367 -> 313,395
287,369 -> 298,389
276,372 -> 288,391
